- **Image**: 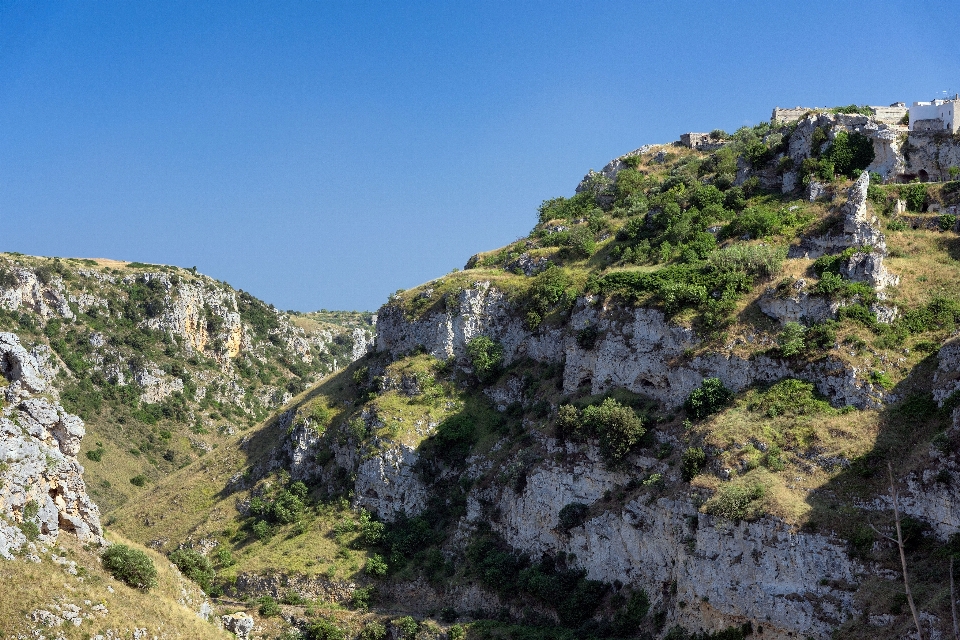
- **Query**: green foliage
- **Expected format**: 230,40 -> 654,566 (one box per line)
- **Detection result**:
557,503 -> 589,532
939,214 -> 957,232
681,447 -> 707,482
721,205 -> 806,239
685,378 -> 732,420
777,322 -> 807,357
306,618 -> 346,640
129,475 -> 147,487
393,616 -> 418,639
466,336 -> 503,382
900,182 -> 928,212
707,244 -> 785,280
748,379 -> 833,418
423,414 -> 478,468
822,131 -> 875,177
169,547 -> 215,593
581,398 -> 645,462
465,531 -> 607,628
352,585 -> 376,610
248,480 -> 309,525
213,546 -> 234,567
252,520 -> 271,541
612,589 -> 650,636
703,480 -> 766,521
870,370 -> 894,390
358,622 -> 387,640
556,399 -> 644,463
85,447 -> 104,462
523,265 -> 576,328
366,553 -> 388,576
237,290 -> 280,338
101,544 -> 158,590
537,192 -> 597,224
258,595 -> 281,617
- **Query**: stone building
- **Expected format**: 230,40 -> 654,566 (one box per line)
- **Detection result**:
679,132 -> 724,150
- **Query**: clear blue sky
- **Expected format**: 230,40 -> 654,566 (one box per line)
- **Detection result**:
2,1 -> 958,312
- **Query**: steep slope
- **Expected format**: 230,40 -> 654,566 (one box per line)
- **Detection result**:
0,331 -> 228,639
76,108 -> 960,639
0,254 -> 374,515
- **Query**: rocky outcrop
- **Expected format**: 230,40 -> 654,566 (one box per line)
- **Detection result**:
758,280 -> 840,324
468,448 -> 861,639
375,282 -> 565,367
0,332 -> 103,557
0,266 -> 75,320
354,443 -> 429,520
221,612 -> 255,639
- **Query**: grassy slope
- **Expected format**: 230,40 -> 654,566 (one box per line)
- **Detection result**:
0,533 -> 229,639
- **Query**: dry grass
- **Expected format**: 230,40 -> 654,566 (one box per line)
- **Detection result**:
0,533 -> 228,639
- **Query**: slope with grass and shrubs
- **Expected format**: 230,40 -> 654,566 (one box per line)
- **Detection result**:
11,106 -> 960,639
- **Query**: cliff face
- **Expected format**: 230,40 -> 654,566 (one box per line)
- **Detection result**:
0,332 -> 102,557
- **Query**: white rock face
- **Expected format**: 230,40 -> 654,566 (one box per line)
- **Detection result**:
758,285 -> 840,324
0,267 -> 74,320
221,612 -> 254,639
492,462 -> 858,637
375,281 -> 565,367
354,443 -> 429,520
0,333 -> 103,557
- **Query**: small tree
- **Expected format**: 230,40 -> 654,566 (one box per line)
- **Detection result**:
169,547 -> 215,593
581,398 -> 645,463
778,322 -> 807,357
101,544 -> 158,591
684,378 -> 732,420
466,335 -> 503,382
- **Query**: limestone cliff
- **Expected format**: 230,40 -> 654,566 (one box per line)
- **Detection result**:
0,332 -> 102,557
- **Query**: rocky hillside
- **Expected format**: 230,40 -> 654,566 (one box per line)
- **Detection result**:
8,107 -> 960,640
0,254 -> 374,515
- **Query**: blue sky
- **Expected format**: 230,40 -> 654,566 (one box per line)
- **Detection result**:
2,1 -> 958,311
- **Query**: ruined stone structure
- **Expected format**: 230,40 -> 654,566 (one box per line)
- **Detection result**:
679,132 -> 723,150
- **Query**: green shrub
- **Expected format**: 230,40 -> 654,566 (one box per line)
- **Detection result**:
366,553 -> 388,577
393,616 -> 418,639
822,131 -> 875,177
612,589 -> 650,636
555,404 -> 582,439
169,547 -> 215,593
685,378 -> 732,420
748,379 -> 832,418
101,544 -> 158,590
258,595 -> 281,617
901,182 -> 928,212
681,447 -> 707,482
352,585 -> 375,610
448,624 -> 466,640
466,336 -> 503,382
887,218 -> 908,231
939,214 -> 957,232
870,370 -> 894,390
703,481 -> 766,521
777,322 -> 807,357
707,244 -> 785,280
129,475 -> 147,487
85,448 -> 104,462
307,618 -> 346,640
358,622 -> 387,640
581,398 -> 645,463
558,503 -> 590,532
252,520 -> 272,541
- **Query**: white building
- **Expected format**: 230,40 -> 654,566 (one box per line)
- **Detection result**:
909,96 -> 960,133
